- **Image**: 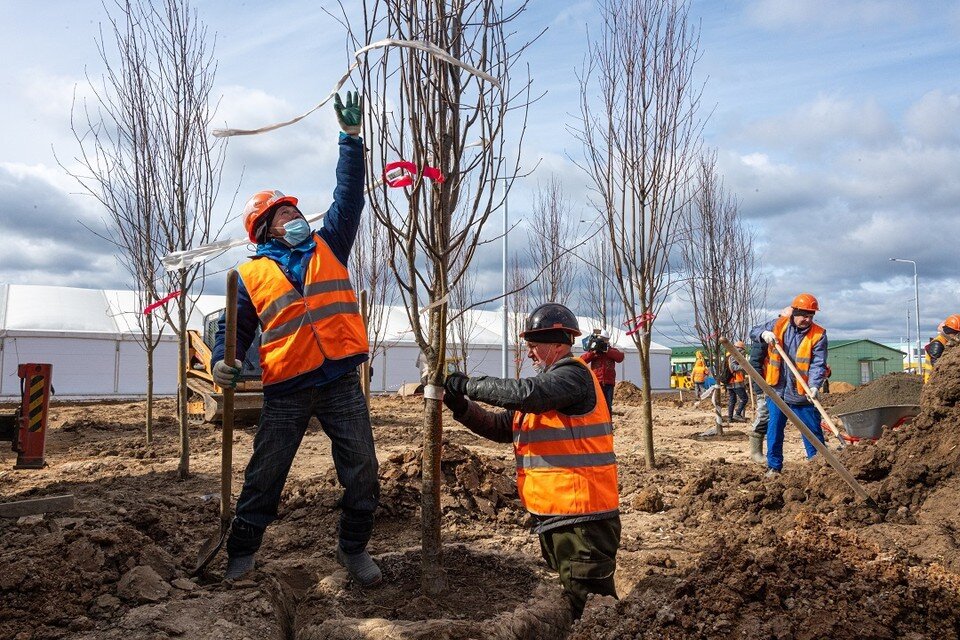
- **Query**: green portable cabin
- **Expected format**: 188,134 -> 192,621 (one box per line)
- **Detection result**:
827,339 -> 906,387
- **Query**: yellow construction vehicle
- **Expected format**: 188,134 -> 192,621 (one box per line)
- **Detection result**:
186,310 -> 263,424
670,363 -> 693,390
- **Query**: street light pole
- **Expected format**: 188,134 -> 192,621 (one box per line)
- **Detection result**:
890,258 -> 921,374
502,180 -> 509,378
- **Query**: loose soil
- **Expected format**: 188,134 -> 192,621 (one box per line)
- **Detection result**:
2,356 -> 958,639
831,371 -> 923,414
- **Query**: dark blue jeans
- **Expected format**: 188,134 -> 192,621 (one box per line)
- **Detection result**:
228,370 -> 379,556
727,385 -> 748,419
766,398 -> 825,471
601,384 -> 615,413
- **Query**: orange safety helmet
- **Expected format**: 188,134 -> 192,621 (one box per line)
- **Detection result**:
944,314 -> 960,333
242,189 -> 299,243
791,293 -> 819,313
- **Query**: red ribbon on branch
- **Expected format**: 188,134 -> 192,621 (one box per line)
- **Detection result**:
624,312 -> 656,336
383,161 -> 445,188
142,290 -> 182,315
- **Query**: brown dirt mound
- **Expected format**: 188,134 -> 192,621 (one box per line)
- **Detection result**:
828,380 -> 855,394
374,443 -> 524,525
674,345 -> 960,546
831,372 -> 922,414
571,513 -> 960,640
615,381 -> 645,403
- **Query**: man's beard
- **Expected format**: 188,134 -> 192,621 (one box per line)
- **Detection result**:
532,361 -> 544,373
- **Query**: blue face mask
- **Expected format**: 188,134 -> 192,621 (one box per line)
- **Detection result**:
280,218 -> 311,246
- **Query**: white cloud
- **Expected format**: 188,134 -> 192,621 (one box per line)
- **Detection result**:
744,0 -> 917,30
741,95 -> 895,154
904,90 -> 960,144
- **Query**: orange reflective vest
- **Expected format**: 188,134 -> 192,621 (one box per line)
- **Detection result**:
238,234 -> 368,386
726,355 -> 744,385
512,357 -> 619,516
765,316 -> 825,394
692,360 -> 708,383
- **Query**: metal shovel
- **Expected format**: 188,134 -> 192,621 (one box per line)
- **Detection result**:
193,269 -> 238,575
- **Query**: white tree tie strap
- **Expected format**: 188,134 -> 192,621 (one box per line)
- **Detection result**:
212,38 -> 501,138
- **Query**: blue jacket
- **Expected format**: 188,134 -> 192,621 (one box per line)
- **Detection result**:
749,318 -> 828,405
212,133 -> 367,399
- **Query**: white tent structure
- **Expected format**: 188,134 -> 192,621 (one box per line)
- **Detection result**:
0,284 -> 670,398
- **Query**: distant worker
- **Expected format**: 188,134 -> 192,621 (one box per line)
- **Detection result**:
724,341 -> 749,422
750,293 -> 828,477
582,329 -> 626,412
210,93 -> 382,586
924,314 -> 960,376
822,364 -> 832,394
691,351 -> 710,398
443,303 -> 620,619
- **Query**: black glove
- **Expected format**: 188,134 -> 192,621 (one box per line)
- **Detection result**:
443,390 -> 468,415
443,372 -> 470,414
444,372 -> 470,396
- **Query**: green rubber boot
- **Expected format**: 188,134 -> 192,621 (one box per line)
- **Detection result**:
748,432 -> 766,465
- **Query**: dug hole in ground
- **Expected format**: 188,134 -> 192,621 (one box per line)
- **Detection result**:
1,351 -> 958,639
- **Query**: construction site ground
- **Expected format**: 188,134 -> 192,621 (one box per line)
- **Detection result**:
2,353 -> 959,639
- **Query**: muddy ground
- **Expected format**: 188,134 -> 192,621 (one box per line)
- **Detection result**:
1,354 -> 959,639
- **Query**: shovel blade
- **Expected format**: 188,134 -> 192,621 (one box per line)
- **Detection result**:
193,523 -> 229,576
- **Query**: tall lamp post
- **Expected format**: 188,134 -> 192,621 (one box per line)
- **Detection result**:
501,180 -> 509,377
890,258 -> 921,374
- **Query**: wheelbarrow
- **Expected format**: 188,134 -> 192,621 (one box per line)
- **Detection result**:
835,405 -> 920,443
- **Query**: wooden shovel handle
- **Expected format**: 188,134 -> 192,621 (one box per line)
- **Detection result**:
221,270 -> 238,526
771,342 -> 842,439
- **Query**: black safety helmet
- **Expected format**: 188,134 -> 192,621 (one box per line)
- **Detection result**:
520,303 -> 581,344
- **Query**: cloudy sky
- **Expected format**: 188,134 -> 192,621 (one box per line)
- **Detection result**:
1,0 -> 958,348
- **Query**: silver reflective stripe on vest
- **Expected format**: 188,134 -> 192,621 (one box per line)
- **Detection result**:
261,301 -> 361,344
516,451 -> 617,469
795,356 -> 811,365
304,279 -> 353,297
513,421 -> 613,445
259,290 -> 305,325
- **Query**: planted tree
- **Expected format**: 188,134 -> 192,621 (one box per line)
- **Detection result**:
66,0 -> 227,463
573,0 -> 704,468
352,0 -> 533,593
681,151 -> 765,369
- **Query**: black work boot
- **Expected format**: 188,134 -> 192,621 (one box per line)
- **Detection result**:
337,547 -> 383,587
224,519 -> 263,581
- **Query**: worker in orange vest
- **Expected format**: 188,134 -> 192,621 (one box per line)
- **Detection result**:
211,93 -> 381,586
750,293 -> 828,477
691,351 -> 710,397
724,341 -> 749,422
443,303 -> 620,619
925,314 -> 960,371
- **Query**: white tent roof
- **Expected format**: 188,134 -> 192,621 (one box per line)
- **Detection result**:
0,284 -> 671,355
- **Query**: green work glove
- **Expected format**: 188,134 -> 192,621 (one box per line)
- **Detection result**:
334,91 -> 363,136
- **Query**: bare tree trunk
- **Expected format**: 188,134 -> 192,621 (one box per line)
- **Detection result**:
146,322 -> 154,443
421,304 -> 448,594
177,292 -> 189,478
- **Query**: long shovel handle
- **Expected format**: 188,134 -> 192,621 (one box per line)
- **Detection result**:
721,337 -> 876,507
221,270 -> 238,528
772,342 -> 844,442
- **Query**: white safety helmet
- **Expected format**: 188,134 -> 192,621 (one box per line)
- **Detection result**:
599,330 -> 610,340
